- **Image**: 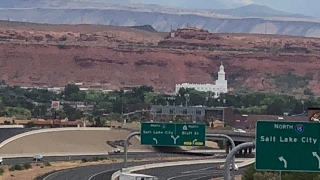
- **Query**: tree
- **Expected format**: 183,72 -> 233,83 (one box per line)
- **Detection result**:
130,85 -> 154,103
188,90 -> 206,106
93,117 -> 104,127
242,165 -> 256,180
62,104 -> 82,121
172,115 -> 186,123
144,92 -> 158,104
5,107 -> 32,119
0,101 -> 5,116
63,84 -> 85,101
266,100 -> 284,115
31,105 -> 48,118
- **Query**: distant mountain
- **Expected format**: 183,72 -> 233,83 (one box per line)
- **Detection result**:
0,1 -> 320,37
213,4 -> 311,18
129,25 -> 158,33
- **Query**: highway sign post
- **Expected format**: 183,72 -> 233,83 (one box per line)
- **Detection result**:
256,121 -> 320,172
140,122 -> 206,146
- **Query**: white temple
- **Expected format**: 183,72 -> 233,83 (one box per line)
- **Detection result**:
175,63 -> 228,98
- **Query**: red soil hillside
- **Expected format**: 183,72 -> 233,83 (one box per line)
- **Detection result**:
0,21 -> 320,97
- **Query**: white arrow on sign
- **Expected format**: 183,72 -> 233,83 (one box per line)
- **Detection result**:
193,139 -> 198,145
153,138 -> 158,144
312,152 -> 320,169
171,135 -> 180,144
278,156 -> 287,168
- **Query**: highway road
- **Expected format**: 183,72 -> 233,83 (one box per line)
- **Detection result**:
38,161 -> 222,180
133,162 -> 248,180
36,155 -> 251,180
135,162 -> 224,180
2,151 -> 216,165
38,163 -> 122,180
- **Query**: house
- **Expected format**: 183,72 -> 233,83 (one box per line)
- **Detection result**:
210,120 -> 224,128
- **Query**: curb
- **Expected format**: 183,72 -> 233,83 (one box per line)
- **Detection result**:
0,152 -> 110,158
111,158 -> 249,180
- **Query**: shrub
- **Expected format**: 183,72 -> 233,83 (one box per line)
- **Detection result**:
242,164 -> 256,180
57,44 -> 67,50
92,156 -> 100,162
9,164 -> 23,171
23,163 -> 32,170
253,172 -> 279,180
0,167 -> 4,175
43,162 -> 51,166
81,158 -> 88,163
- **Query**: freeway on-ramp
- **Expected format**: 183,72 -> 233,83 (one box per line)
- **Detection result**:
40,162 -> 227,180
132,162 -> 250,180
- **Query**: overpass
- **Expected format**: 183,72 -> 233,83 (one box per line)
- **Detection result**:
205,129 -> 255,142
205,129 -> 256,155
124,127 -> 256,154
124,127 -> 256,142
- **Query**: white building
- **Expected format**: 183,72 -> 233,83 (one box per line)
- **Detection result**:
175,63 -> 228,98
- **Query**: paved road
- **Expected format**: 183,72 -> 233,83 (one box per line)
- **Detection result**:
134,163 -> 224,180
40,160 -> 215,180
0,127 -> 40,143
39,157 -> 250,180
134,163 -> 248,180
2,151 -> 217,165
40,163 -> 122,180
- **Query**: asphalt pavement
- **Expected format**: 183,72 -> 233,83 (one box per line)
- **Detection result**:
134,163 -> 224,180
37,157 -> 250,180
40,160 -> 212,180
134,163 -> 248,180
2,151 -> 250,180
2,151 -> 218,165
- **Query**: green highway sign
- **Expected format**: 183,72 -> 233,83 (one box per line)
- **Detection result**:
140,122 -> 206,146
256,121 -> 320,172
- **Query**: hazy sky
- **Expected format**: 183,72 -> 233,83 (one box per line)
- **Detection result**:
98,0 -> 320,18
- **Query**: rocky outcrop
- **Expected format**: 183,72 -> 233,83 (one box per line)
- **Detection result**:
0,22 -> 320,97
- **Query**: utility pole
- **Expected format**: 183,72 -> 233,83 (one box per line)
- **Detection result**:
265,22 -> 267,34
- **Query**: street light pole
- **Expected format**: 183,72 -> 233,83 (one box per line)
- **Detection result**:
184,93 -> 190,107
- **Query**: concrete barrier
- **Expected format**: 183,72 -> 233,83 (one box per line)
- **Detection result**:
111,158 -> 248,180
0,127 -> 110,149
217,158 -> 255,170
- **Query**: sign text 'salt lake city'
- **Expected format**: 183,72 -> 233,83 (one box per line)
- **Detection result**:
258,123 -> 318,144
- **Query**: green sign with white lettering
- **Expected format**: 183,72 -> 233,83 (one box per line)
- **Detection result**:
256,121 -> 320,172
140,122 -> 206,146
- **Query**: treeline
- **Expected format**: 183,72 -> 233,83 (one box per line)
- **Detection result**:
0,82 -> 318,122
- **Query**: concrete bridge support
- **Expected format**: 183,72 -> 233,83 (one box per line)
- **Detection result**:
224,140 -> 231,154
222,140 -> 255,155
233,142 -> 254,155
224,141 -> 254,155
